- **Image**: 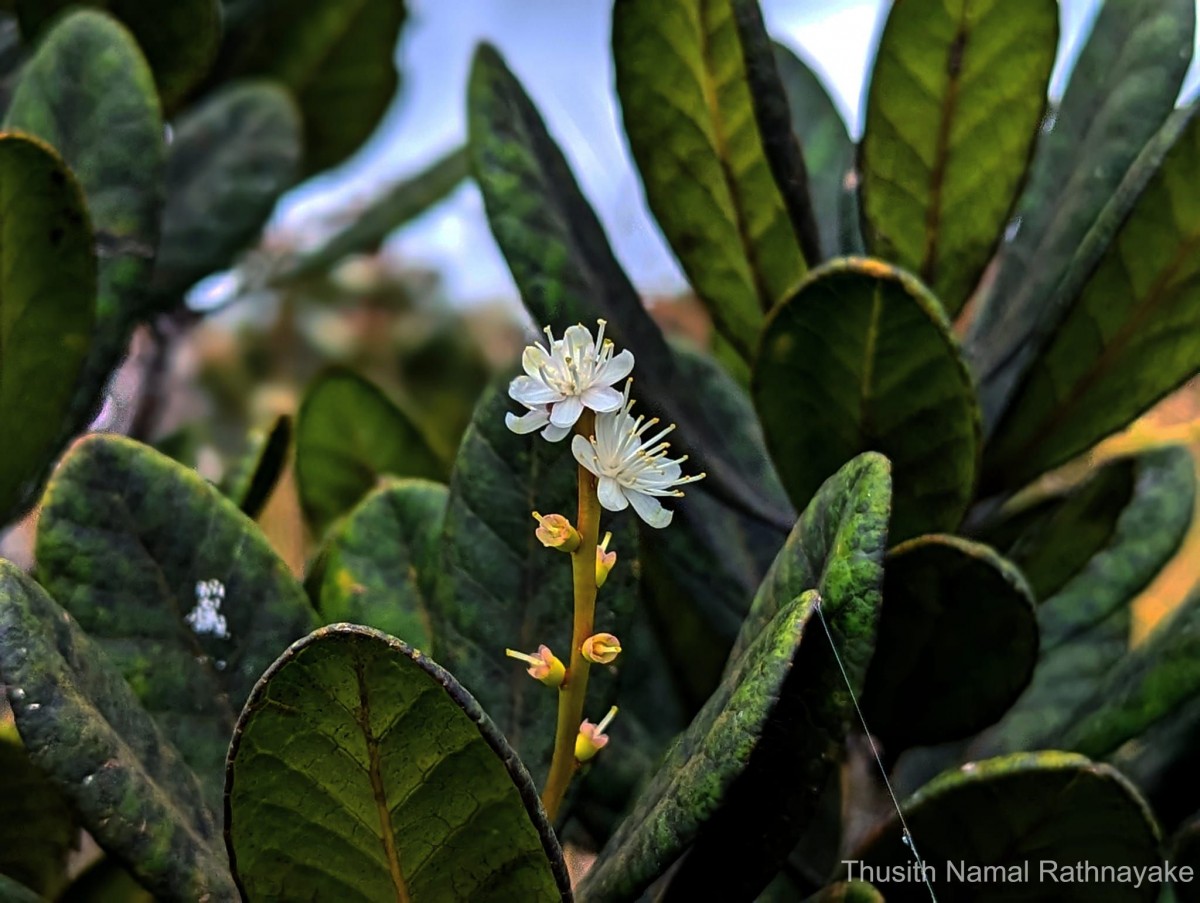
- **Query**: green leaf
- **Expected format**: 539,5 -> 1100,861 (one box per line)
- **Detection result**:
0,562 -> 235,901
799,883 -> 884,903
222,414 -> 294,520
0,133 -> 95,524
1174,816 -> 1200,903
612,0 -> 811,360
5,8 -> 163,446
752,258 -> 980,544
981,455 -> 1138,601
0,724 -> 75,897
969,0 -> 1195,431
35,434 -> 320,803
58,858 -> 154,903
581,453 -> 890,903
431,378 -> 638,784
213,0 -> 406,174
984,105 -> 1200,488
862,534 -> 1036,750
281,145 -> 470,281
773,43 -> 862,259
316,478 -> 447,647
974,445 -> 1195,757
466,42 -> 793,532
225,624 -> 571,902
296,369 -> 446,538
854,753 -> 1162,903
151,80 -> 302,304
17,0 -> 220,110
0,874 -> 42,903
860,0 -> 1057,316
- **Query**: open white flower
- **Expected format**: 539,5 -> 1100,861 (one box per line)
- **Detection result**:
505,320 -> 634,442
571,380 -> 704,528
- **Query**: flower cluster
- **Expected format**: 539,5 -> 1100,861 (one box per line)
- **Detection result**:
506,321 -> 703,528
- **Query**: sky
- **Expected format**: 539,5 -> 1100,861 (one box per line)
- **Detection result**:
266,0 -> 1200,308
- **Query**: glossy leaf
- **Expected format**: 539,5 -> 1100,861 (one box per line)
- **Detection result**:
0,134 -> 94,524
431,379 -> 638,784
973,446 -> 1195,756
295,368 -> 446,538
467,42 -> 793,531
213,0 -> 406,174
282,145 -> 470,281
316,478 -> 447,647
0,562 -> 235,901
855,753 -> 1161,903
752,258 -> 979,544
981,454 -> 1137,601
0,875 -> 41,903
612,0 -> 810,359
0,724 -> 75,898
5,9 -> 163,446
17,0 -> 220,109
985,107 -> 1200,488
860,0 -> 1057,316
222,414 -> 294,520
773,43 -> 862,258
152,80 -> 302,303
862,534 -> 1036,750
35,435 -> 320,803
581,453 -> 890,903
225,624 -> 570,902
969,0 -> 1194,431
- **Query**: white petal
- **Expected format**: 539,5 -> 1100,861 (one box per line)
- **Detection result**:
594,408 -> 622,460
572,435 -> 600,474
563,324 -> 595,353
541,422 -> 571,442
550,395 -> 584,427
510,375 -> 561,406
506,407 -> 550,435
626,490 -> 673,528
597,349 -> 634,384
597,477 -> 629,512
581,385 -> 623,412
522,344 -> 550,377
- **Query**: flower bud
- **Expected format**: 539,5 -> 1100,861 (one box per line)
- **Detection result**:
575,706 -> 618,763
595,531 -> 617,587
532,512 -> 580,552
505,645 -> 566,687
581,632 -> 621,664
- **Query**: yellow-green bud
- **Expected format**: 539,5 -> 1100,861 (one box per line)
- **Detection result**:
581,632 -> 622,664
575,706 -> 618,763
505,645 -> 566,687
595,531 -> 617,587
532,512 -> 580,552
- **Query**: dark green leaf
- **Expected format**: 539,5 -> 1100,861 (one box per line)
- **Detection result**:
862,534 -> 1036,750
151,80 -> 301,303
35,435 -> 319,803
431,378 -> 638,784
974,445 -> 1195,756
213,0 -> 406,174
316,478 -> 447,647
773,43 -> 862,259
222,414 -> 293,520
582,453 -> 890,903
969,0 -> 1195,432
752,258 -> 979,543
58,858 -> 154,903
0,874 -> 41,903
0,133 -> 94,524
296,368 -> 446,538
0,562 -> 235,901
0,723 -> 74,897
1174,815 -> 1200,903
854,753 -> 1162,903
5,8 -> 163,447
612,0 -> 811,359
980,455 -> 1137,600
466,42 -> 793,532
860,0 -> 1057,316
225,624 -> 571,902
17,0 -> 220,109
281,145 -> 470,281
800,882 -> 884,903
985,107 -> 1200,488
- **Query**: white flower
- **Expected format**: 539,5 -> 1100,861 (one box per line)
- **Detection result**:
571,381 -> 704,528
505,320 -> 634,442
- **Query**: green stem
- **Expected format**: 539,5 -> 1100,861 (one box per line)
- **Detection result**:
541,410 -> 601,821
